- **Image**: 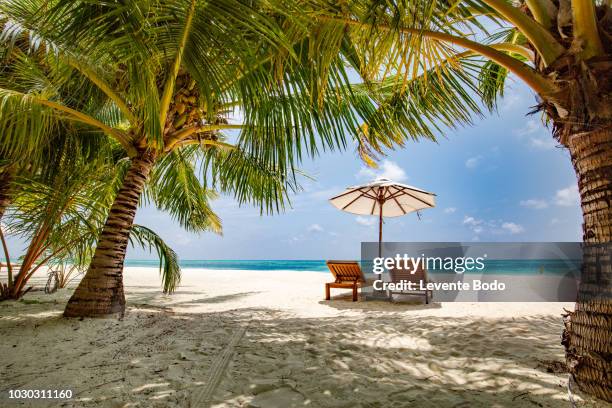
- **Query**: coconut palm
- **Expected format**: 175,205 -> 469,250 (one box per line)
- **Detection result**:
0,30 -> 103,222
0,43 -> 194,299
0,131 -> 186,300
0,0 -> 432,318
0,0 -> 300,314
315,0 -> 610,401
1,134 -> 114,299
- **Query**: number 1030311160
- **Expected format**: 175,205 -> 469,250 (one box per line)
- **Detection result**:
8,389 -> 73,399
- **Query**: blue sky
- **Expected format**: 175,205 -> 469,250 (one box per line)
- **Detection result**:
129,78 -> 582,260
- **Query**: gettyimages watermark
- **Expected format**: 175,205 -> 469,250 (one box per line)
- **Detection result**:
359,242 -> 609,302
371,253 -> 502,292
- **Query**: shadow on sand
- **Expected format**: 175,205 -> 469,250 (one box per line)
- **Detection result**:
319,294 -> 442,312
0,292 -> 602,408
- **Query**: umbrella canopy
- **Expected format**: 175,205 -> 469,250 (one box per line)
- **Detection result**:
329,177 -> 436,256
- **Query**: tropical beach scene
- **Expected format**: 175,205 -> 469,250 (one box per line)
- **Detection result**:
0,0 -> 610,407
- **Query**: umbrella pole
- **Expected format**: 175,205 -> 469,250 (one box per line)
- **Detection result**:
378,200 -> 383,258
373,199 -> 389,300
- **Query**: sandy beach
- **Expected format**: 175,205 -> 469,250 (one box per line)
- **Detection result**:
0,267 -> 608,407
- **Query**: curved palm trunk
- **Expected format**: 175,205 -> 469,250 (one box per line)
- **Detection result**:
563,126 -> 612,402
9,221 -> 52,298
64,151 -> 157,317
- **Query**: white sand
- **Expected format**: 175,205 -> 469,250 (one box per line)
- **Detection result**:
0,267 -> 608,407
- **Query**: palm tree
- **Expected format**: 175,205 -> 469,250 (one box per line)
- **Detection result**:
0,132 -> 184,299
0,0 -> 430,318
316,0 -> 610,401
0,38 -> 194,299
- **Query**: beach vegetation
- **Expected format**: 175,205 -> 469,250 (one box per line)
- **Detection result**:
0,134 -> 182,299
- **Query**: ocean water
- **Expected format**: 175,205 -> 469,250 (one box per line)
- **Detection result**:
125,259 -> 330,272
124,259 -> 582,275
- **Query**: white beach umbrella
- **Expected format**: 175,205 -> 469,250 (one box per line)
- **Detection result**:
329,177 -> 436,256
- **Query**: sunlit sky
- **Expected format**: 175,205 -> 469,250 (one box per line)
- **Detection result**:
130,77 -> 582,260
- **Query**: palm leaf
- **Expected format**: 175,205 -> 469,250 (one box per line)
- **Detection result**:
129,224 -> 181,294
146,146 -> 221,233
200,141 -> 299,214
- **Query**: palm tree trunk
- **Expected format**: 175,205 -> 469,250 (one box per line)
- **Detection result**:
9,221 -> 51,298
63,151 -> 157,317
562,126 -> 612,402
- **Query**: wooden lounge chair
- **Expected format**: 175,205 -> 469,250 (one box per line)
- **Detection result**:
388,260 -> 433,304
325,260 -> 367,302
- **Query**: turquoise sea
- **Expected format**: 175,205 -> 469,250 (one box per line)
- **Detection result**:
124,259 -> 582,275
125,259 -> 328,271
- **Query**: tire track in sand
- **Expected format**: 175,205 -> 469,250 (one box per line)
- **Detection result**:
189,324 -> 248,407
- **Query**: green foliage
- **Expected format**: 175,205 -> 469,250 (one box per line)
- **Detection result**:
201,142 -> 299,215
478,61 -> 508,110
307,0 -> 548,136
0,0 -> 460,203
129,225 -> 180,294
3,134 -> 186,294
477,28 -> 527,110
5,135 -> 119,265
147,147 -> 221,233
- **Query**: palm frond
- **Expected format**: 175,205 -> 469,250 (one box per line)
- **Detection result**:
478,60 -> 508,110
0,86 -> 60,158
478,29 -> 530,110
356,55 -> 489,145
146,146 -> 221,233
5,135 -> 119,269
201,141 -> 300,214
129,224 -> 181,294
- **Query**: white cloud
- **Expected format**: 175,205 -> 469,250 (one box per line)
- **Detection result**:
500,93 -> 521,112
444,207 -> 456,214
356,216 -> 377,227
378,161 -> 408,181
514,119 -> 557,150
550,218 -> 559,225
463,216 -> 482,227
518,185 -> 579,210
463,216 -> 484,234
465,156 -> 482,169
356,166 -> 376,180
463,216 -> 525,236
520,199 -> 548,209
502,222 -> 525,234
356,160 -> 407,182
515,119 -> 541,136
307,224 -> 324,233
356,167 -> 376,180
529,136 -> 557,150
554,184 -> 580,207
